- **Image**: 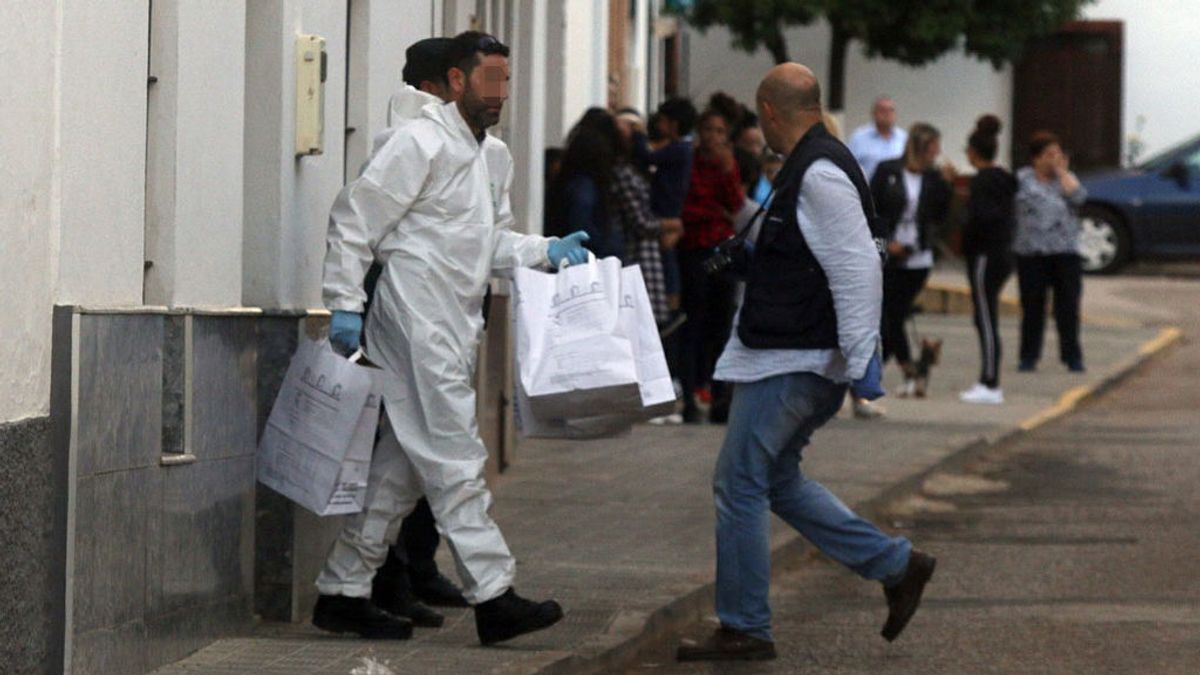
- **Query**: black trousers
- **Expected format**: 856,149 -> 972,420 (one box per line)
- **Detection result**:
1016,254 -> 1083,366
882,267 -> 931,366
377,498 -> 441,596
367,399 -> 440,595
679,248 -> 736,411
967,253 -> 1012,387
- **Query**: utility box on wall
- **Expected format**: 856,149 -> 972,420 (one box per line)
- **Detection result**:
295,34 -> 327,156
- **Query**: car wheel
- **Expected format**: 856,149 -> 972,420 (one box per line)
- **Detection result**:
1078,205 -> 1131,274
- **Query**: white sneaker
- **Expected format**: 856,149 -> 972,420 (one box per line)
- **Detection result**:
959,383 -> 1004,404
852,398 -> 886,419
649,413 -> 684,425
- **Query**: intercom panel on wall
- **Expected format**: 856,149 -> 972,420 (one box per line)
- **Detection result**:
295,34 -> 327,156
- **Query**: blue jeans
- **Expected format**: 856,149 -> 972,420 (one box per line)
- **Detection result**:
713,372 -> 912,641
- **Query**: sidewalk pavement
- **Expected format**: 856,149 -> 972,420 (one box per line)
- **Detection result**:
157,309 -> 1171,675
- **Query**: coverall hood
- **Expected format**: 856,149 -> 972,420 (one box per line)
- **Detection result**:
387,84 -> 442,126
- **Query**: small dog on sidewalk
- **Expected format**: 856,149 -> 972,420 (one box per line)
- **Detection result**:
900,338 -> 943,398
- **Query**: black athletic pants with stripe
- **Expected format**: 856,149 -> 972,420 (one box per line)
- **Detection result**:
967,253 -> 1012,388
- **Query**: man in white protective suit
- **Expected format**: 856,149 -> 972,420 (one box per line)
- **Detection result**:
313,31 -> 590,644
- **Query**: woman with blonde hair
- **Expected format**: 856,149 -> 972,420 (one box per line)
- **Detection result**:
869,123 -> 955,396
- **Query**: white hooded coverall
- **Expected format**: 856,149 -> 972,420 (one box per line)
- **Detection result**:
316,90 -> 551,604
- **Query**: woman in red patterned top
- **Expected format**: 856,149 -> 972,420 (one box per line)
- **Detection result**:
679,108 -> 746,423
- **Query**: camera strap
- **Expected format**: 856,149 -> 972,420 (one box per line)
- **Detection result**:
728,186 -> 775,249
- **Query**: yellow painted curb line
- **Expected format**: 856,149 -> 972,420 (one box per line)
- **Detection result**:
1139,326 -> 1183,355
1018,325 -> 1183,432
925,280 -> 1140,328
924,280 -> 1021,309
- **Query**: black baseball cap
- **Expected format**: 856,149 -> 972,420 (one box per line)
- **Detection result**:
402,37 -> 453,88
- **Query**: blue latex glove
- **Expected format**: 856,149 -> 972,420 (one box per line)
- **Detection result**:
851,353 -> 886,401
547,231 -> 591,267
329,311 -> 363,356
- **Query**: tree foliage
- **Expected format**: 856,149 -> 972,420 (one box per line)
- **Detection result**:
672,0 -> 1093,109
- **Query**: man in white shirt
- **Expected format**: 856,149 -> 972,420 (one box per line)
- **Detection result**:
847,96 -> 908,182
676,64 -> 935,663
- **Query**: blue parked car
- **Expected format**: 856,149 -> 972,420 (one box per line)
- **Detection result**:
1079,133 -> 1200,273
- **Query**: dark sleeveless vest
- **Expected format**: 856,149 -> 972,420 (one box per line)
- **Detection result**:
738,123 -> 882,350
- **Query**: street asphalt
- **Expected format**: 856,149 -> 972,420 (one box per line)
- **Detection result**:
626,272 -> 1200,674
155,270 -> 1184,675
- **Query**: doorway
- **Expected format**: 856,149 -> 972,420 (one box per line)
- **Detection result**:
1012,21 -> 1123,171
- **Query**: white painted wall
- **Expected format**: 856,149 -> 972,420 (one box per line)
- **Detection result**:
56,0 -> 149,305
686,2 -> 1200,169
685,21 -> 1013,169
543,0 -> 566,146
145,0 -> 246,308
627,0 -> 651,115
243,0 -> 349,310
1085,0 -> 1200,160
443,0 -> 476,35
558,0 -> 609,139
508,0 -> 549,234
344,0 -> 432,178
841,51 -> 1012,171
0,0 -> 57,421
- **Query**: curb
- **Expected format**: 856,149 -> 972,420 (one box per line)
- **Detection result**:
921,280 -> 1140,329
530,324 -> 1183,674
1017,325 -> 1182,432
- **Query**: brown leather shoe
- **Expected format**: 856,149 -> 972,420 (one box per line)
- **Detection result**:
881,549 -> 936,642
676,627 -> 777,661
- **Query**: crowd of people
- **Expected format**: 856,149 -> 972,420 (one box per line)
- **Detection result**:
545,90 -> 1090,423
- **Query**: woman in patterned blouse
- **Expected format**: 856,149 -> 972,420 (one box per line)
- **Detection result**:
1014,131 -> 1089,372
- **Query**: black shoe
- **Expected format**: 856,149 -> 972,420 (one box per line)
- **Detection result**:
881,550 -> 936,642
372,592 -> 445,628
708,403 -> 729,425
676,627 -> 777,662
412,572 -> 469,608
658,311 -> 688,340
1066,359 -> 1086,372
474,588 -> 564,645
1018,360 -> 1037,372
681,405 -> 702,425
312,594 -> 414,639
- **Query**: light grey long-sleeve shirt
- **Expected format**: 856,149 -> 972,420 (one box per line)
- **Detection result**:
714,159 -> 883,384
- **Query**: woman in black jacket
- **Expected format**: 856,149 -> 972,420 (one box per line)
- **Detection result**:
870,122 -> 954,396
960,115 -> 1017,405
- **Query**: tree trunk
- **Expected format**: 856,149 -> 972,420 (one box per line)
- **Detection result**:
765,22 -> 789,64
827,24 -> 850,112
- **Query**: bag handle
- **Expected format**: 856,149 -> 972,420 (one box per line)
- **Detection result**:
561,248 -> 600,269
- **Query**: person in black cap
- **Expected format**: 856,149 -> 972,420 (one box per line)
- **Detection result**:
392,37 -> 454,119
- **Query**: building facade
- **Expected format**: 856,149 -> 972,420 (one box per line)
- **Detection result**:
0,1 -> 666,672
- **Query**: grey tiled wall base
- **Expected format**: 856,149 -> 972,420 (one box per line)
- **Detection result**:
0,415 -> 59,673
252,315 -> 345,624
42,304 -> 510,672
51,307 -> 260,674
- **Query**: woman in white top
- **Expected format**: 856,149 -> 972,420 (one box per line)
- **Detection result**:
869,123 -> 954,397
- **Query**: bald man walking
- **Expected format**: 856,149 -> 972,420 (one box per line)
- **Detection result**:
677,64 -> 935,662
